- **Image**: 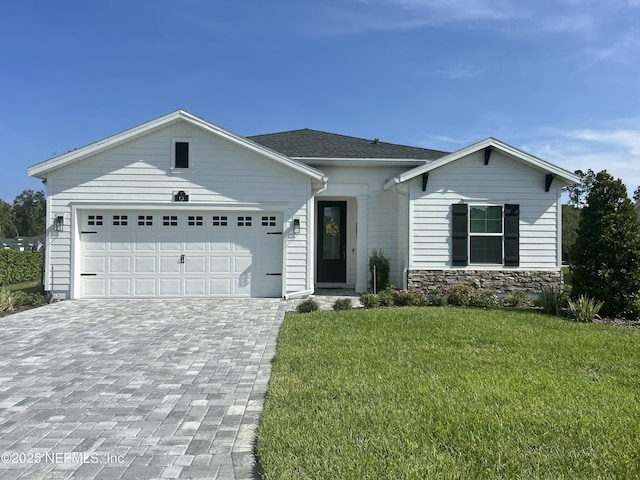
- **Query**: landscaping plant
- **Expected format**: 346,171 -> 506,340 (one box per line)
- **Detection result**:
296,298 -> 320,313
567,295 -> 604,323
571,170 -> 640,318
368,249 -> 390,293
332,298 -> 353,311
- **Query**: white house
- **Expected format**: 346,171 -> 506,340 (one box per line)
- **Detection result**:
28,110 -> 579,299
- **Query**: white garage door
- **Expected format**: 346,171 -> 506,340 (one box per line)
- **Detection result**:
79,210 -> 283,298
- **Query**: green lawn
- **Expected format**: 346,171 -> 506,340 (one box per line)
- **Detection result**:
257,307 -> 640,479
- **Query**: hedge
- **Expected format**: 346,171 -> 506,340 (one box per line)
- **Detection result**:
0,250 -> 44,286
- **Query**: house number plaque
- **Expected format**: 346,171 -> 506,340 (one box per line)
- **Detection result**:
173,190 -> 189,202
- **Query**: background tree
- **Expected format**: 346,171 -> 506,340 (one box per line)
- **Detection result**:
633,185 -> 640,206
572,171 -> 640,318
0,200 -> 18,237
562,204 -> 580,264
564,169 -> 596,208
10,190 -> 46,236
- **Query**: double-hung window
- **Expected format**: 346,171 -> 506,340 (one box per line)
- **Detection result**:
470,206 -> 503,264
452,203 -> 520,267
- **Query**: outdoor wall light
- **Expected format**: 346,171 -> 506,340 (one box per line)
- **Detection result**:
54,215 -> 64,232
293,218 -> 301,234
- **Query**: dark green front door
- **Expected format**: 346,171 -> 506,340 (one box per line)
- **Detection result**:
317,201 -> 347,283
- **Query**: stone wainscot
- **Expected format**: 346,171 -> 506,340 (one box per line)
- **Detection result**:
407,270 -> 563,295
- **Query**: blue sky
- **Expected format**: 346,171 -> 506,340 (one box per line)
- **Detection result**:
2,0 -> 640,203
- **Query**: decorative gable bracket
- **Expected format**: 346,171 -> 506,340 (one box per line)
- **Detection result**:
484,146 -> 493,165
545,174 -> 554,192
422,173 -> 429,191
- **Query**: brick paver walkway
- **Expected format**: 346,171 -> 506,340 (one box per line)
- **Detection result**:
0,299 -> 286,479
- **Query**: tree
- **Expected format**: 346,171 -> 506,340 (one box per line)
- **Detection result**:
633,185 -> 640,206
11,190 -> 46,237
0,200 -> 18,237
562,204 -> 580,264
564,169 -> 596,208
571,171 -> 640,318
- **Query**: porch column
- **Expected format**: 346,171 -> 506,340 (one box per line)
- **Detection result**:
356,195 -> 368,293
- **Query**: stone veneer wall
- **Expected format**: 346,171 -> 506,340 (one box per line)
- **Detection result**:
407,270 -> 563,294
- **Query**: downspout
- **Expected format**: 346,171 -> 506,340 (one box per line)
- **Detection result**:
384,176 -> 410,290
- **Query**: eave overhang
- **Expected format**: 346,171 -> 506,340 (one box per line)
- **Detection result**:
383,137 -> 581,190
28,110 -> 327,186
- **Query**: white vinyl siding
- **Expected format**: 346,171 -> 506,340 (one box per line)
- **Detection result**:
44,122 -> 312,298
410,150 -> 560,270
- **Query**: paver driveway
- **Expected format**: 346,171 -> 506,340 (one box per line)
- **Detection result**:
0,299 -> 287,480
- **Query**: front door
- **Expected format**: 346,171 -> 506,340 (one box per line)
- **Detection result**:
317,201 -> 347,283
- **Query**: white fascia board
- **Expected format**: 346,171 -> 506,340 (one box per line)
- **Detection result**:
294,157 -> 428,168
28,110 -> 327,184
383,137 -> 581,190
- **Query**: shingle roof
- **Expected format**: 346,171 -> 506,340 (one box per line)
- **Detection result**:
248,129 -> 449,160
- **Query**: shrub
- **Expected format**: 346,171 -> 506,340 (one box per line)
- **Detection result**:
446,284 -> 475,307
0,250 -> 44,286
333,298 -> 353,311
377,286 -> 396,307
393,290 -> 427,307
567,295 -> 604,323
22,292 -> 46,307
469,289 -> 499,308
0,288 -> 25,312
503,290 -> 530,308
571,171 -> 640,318
535,287 -> 564,316
369,249 -> 390,293
296,298 -> 320,313
426,288 -> 447,306
359,293 -> 380,309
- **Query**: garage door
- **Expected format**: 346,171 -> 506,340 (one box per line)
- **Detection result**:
79,210 -> 283,298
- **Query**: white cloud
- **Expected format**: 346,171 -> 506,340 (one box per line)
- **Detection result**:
523,122 -> 640,196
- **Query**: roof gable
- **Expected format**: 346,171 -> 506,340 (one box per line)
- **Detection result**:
249,129 -> 449,160
383,137 -> 581,190
28,111 -> 326,182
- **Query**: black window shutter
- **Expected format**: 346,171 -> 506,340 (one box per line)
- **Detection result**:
451,203 -> 468,266
504,204 -> 520,266
175,142 -> 189,168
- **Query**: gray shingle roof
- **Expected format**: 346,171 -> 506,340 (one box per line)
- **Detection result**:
248,129 -> 449,160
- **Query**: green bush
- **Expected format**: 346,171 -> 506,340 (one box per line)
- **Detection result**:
22,292 -> 46,307
393,290 -> 427,307
333,298 -> 353,311
567,295 -> 604,323
469,289 -> 499,308
369,249 -> 390,293
426,288 -> 447,306
503,290 -> 529,308
0,250 -> 44,286
571,171 -> 640,318
377,286 -> 396,307
535,287 -> 565,316
446,284 -> 475,307
296,298 -> 320,314
359,293 -> 380,309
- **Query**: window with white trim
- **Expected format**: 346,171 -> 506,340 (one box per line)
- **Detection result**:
171,138 -> 191,169
469,206 -> 502,264
451,203 -> 520,267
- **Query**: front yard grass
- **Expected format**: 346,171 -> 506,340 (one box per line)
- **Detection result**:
257,307 -> 640,479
